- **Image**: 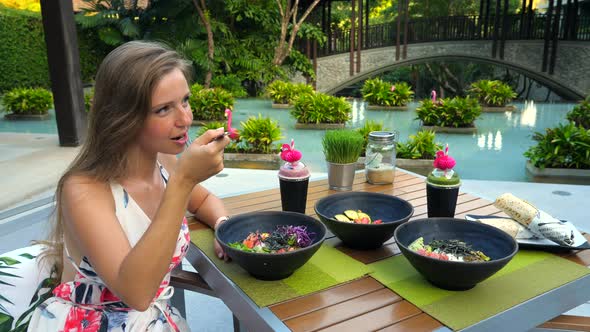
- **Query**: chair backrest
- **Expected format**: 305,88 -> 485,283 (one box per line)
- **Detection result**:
0,244 -> 56,331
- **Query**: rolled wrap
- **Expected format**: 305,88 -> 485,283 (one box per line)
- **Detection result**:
494,193 -> 574,246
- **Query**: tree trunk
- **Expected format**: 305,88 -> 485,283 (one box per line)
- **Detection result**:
272,0 -> 322,66
192,0 -> 214,88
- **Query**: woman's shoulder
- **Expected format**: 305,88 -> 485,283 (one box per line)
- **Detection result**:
61,174 -> 113,204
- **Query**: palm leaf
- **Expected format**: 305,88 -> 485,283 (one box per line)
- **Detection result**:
0,313 -> 14,331
118,17 -> 140,38
0,257 -> 20,265
98,27 -> 124,46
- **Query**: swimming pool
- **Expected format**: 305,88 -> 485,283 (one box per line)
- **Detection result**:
0,98 -> 574,182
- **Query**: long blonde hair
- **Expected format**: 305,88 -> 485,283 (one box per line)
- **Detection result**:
40,41 -> 192,279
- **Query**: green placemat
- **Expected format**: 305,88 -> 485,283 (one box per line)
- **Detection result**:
369,251 -> 590,331
191,229 -> 373,307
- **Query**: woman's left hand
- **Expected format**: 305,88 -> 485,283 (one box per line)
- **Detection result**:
214,239 -> 230,262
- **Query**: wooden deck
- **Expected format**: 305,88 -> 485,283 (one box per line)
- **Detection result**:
183,171 -> 590,331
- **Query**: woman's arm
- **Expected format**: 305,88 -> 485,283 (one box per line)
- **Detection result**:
63,129 -> 228,311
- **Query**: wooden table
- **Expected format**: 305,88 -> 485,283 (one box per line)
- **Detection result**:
175,170 -> 590,332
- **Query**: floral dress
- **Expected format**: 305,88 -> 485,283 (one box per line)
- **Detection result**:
27,165 -> 191,331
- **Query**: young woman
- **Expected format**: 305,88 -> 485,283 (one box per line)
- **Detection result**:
28,41 -> 230,331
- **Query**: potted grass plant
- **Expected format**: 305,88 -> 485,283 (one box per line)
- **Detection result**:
322,129 -> 364,191
468,80 -> 517,112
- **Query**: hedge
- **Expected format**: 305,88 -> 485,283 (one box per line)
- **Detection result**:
0,5 -> 109,92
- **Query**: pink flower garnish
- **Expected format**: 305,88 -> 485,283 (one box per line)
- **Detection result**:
280,139 -> 302,163
225,108 -> 240,140
433,144 -> 456,171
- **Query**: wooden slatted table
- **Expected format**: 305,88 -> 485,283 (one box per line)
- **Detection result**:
180,170 -> 590,332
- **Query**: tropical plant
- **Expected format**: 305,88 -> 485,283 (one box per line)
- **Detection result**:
567,97 -> 590,129
416,97 -> 481,128
211,75 -> 247,98
292,93 -> 351,124
396,130 -> 443,159
190,88 -> 234,121
266,80 -> 294,104
84,87 -> 94,113
322,129 -> 364,164
1,87 -> 52,115
361,78 -> 414,107
356,120 -> 387,156
238,114 -> 283,154
524,123 -> 590,170
468,80 -> 516,107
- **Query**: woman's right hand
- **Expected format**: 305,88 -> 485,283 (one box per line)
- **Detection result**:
176,128 -> 230,185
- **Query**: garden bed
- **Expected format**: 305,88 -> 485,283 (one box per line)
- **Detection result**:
4,113 -> 51,120
525,161 -> 590,179
366,105 -> 409,111
223,153 -> 281,170
481,105 -> 516,112
295,123 -> 345,130
422,125 -> 477,134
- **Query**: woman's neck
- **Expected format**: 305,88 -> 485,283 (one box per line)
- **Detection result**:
124,144 -> 159,182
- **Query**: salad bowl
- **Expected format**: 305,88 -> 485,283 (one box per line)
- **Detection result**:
215,211 -> 326,280
314,191 -> 414,249
394,218 -> 518,290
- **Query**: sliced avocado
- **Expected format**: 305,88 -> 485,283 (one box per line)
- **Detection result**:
357,212 -> 371,222
344,210 -> 359,220
334,214 -> 351,222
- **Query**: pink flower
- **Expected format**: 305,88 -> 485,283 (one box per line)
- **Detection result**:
280,139 -> 302,163
390,85 -> 396,92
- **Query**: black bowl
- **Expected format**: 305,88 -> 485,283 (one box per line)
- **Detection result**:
394,218 -> 518,290
215,211 -> 326,280
314,191 -> 414,249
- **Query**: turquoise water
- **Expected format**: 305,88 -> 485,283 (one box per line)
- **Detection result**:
0,99 -> 574,182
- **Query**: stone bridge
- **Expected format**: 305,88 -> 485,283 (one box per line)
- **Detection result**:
309,40 -> 590,99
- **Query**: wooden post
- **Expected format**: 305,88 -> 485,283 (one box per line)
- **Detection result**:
549,0 -> 562,75
572,0 -> 579,41
350,0 -> 355,76
520,0 -> 526,38
40,0 -> 86,147
357,0 -> 362,73
527,0 -> 533,39
313,40 -> 317,90
563,0 -> 571,40
492,0 -> 501,58
479,0 -> 485,38
396,0 -> 401,60
365,0 -> 369,48
306,39 -> 311,84
499,0 -> 509,59
484,0 -> 491,38
328,0 -> 332,54
402,0 -> 409,59
542,0 -> 554,72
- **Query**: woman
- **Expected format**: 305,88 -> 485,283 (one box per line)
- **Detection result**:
28,41 -> 230,331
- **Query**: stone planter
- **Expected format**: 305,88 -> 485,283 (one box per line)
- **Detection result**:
396,158 -> 434,176
271,103 -> 292,109
422,125 -> 477,134
223,153 -> 282,170
295,122 -> 345,130
525,161 -> 590,180
481,105 -> 517,112
366,105 -> 409,111
4,113 -> 50,120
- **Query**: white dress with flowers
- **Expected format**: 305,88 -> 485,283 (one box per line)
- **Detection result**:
27,165 -> 191,331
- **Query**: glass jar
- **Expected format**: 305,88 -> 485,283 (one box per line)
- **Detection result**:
365,131 -> 397,184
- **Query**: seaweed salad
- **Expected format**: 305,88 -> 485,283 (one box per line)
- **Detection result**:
229,225 -> 315,254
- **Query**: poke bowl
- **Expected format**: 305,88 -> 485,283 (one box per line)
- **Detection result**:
394,218 -> 518,290
314,191 -> 414,249
215,211 -> 326,280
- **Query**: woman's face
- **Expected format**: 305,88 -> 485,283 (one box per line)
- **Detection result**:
137,68 -> 193,155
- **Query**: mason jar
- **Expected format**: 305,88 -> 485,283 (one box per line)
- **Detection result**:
365,131 -> 397,184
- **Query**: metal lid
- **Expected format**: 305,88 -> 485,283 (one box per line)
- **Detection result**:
368,131 -> 396,142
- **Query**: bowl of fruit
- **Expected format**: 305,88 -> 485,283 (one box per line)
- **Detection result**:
216,211 -> 327,280
314,191 -> 414,249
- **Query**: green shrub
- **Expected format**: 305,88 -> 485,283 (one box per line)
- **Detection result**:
322,129 -> 364,164
567,97 -> 590,129
361,78 -> 414,107
524,123 -> 590,169
291,93 -> 351,124
356,120 -> 387,156
416,97 -> 481,128
266,81 -> 313,105
211,74 -> 248,98
396,130 -> 443,159
84,87 -> 94,113
190,88 -> 234,121
468,79 -> 516,107
0,6 -> 107,92
238,115 -> 283,154
1,87 -> 53,114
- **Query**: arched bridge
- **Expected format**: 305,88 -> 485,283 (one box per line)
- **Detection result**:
299,13 -> 590,99
313,40 -> 590,99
